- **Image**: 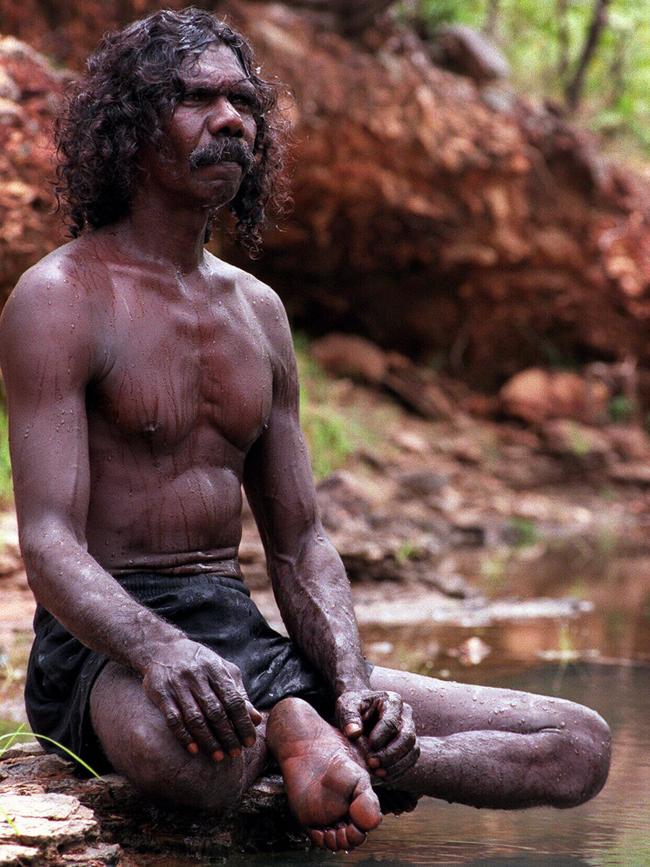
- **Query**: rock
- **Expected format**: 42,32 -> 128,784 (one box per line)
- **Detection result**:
448,636 -> 491,666
500,368 -> 609,425
391,430 -> 429,454
0,546 -> 21,578
0,794 -> 98,846
311,333 -> 387,384
0,844 -> 39,865
397,470 -> 448,498
433,25 -> 510,83
541,419 -> 612,465
608,463 -> 650,486
0,743 -> 307,863
607,425 -> 650,462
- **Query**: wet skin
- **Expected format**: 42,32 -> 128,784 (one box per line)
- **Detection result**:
0,42 -> 611,851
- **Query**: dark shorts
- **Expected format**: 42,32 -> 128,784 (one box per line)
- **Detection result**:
25,572 -> 330,774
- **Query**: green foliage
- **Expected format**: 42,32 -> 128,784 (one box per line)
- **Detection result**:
395,540 -> 423,564
566,422 -> 591,457
401,0 -> 650,157
294,334 -> 357,479
480,548 -> 511,595
0,407 -> 12,506
300,404 -> 354,480
507,516 -> 540,548
608,394 -> 634,423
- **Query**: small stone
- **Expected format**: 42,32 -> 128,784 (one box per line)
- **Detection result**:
392,430 -> 429,454
448,636 -> 491,666
0,843 -> 39,865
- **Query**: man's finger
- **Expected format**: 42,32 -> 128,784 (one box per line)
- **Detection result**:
246,701 -> 263,726
178,690 -> 223,757
159,697 -> 194,750
369,730 -> 417,768
369,706 -> 418,769
377,743 -> 421,783
194,687 -> 241,756
367,694 -> 403,749
208,672 -> 257,750
336,698 -> 364,739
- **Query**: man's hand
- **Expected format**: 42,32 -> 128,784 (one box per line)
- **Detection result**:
335,689 -> 420,782
141,638 -> 262,761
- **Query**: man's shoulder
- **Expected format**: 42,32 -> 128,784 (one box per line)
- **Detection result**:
7,239 -> 98,310
206,252 -> 283,307
206,252 -> 289,337
1,239 -> 102,348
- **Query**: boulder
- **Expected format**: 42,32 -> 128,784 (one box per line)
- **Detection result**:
500,368 -> 610,425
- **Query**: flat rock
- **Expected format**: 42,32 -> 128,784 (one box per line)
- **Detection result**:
0,793 -> 97,845
0,742 -> 307,864
0,843 -> 39,865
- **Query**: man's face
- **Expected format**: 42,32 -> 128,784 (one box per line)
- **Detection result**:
143,42 -> 259,210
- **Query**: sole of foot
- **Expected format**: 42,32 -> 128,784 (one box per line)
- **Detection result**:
267,697 -> 383,851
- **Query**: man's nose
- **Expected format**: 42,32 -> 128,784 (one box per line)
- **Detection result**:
207,97 -> 244,138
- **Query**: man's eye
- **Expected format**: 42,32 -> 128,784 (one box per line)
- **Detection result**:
184,91 -> 206,103
231,93 -> 256,109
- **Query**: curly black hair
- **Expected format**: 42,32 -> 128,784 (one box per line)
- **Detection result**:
54,7 -> 289,254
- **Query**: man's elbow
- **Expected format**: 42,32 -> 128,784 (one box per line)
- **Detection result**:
19,519 -> 81,590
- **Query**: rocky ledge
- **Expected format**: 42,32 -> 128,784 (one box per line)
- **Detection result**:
0,742 -> 305,866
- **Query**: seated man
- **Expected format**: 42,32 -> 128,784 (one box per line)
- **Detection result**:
0,8 -> 611,853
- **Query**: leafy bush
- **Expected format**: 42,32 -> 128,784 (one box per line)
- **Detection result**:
0,407 -> 12,506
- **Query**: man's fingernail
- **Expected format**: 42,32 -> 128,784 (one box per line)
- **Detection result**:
367,756 -> 380,768
212,750 -> 225,762
344,724 -> 361,737
244,736 -> 256,747
229,748 -> 242,759
375,768 -> 387,778
187,742 -> 199,755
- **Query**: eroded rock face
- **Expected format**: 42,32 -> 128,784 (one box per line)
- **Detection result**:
0,37 -> 68,303
1,2 -> 650,389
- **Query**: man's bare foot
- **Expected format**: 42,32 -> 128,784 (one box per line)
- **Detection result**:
267,697 -> 382,851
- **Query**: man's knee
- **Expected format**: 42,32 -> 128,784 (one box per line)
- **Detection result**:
90,664 -> 245,812
551,705 -> 611,807
121,714 -> 246,810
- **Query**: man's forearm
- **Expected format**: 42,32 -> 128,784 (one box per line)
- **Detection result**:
269,533 -> 369,696
23,526 -> 185,674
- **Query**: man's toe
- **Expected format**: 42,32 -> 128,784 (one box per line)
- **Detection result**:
309,828 -> 325,848
349,782 -> 383,831
345,822 -> 368,847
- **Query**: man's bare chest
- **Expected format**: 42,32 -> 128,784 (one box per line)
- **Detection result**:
93,290 -> 274,453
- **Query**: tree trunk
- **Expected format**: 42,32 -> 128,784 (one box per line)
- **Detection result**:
564,0 -> 612,112
556,0 -> 570,84
483,0 -> 499,39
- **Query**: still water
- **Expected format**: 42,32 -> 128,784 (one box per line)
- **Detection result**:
226,662 -> 650,866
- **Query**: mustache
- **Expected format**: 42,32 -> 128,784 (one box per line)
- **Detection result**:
188,138 -> 255,172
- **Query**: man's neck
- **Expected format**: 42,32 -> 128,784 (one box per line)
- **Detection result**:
114,184 -> 211,274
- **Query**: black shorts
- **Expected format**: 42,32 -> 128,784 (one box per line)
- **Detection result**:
25,572 -> 330,774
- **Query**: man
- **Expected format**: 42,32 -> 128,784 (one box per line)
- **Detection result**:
0,8 -> 610,853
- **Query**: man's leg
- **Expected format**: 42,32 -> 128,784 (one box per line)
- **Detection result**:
91,664 -> 383,851
90,661 -> 267,810
369,666 -> 611,810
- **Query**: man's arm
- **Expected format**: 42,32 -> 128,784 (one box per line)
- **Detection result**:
243,293 -> 419,780
0,266 -> 259,760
